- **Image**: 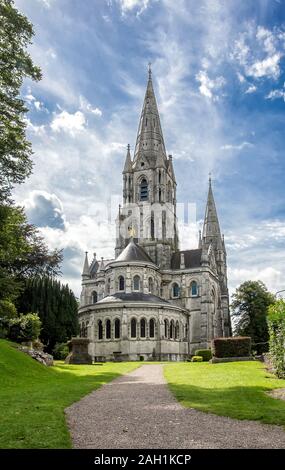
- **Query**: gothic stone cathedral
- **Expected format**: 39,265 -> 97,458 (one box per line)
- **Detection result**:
79,69 -> 231,361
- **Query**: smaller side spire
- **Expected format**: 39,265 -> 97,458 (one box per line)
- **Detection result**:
202,175 -> 223,250
82,251 -> 90,279
167,154 -> 176,183
123,144 -> 133,173
198,229 -> 202,249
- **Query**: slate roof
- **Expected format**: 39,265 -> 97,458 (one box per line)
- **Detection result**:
171,249 -> 202,270
96,292 -> 170,305
115,239 -> 154,264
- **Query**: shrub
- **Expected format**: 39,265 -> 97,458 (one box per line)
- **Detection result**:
9,313 -> 41,343
52,342 -> 69,360
192,356 -> 203,362
268,300 -> 285,379
195,349 -> 212,361
0,300 -> 17,319
212,337 -> 251,358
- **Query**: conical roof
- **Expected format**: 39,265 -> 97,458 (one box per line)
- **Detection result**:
116,238 -> 153,263
134,66 -> 167,165
123,144 -> 133,173
202,177 -> 222,248
82,252 -> 90,276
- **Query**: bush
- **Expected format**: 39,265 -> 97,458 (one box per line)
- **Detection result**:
268,300 -> 285,379
191,356 -> 203,362
52,342 -> 69,360
212,337 -> 251,358
0,300 -> 17,319
195,349 -> 212,361
9,313 -> 41,343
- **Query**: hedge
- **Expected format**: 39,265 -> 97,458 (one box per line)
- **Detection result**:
211,336 -> 251,358
268,300 -> 285,379
191,356 -> 203,362
195,349 -> 212,361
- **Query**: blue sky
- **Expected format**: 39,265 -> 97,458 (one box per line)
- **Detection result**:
14,0 -> 285,298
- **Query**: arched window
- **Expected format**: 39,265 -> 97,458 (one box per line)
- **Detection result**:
148,277 -> 154,294
98,320 -> 103,340
151,213 -> 154,239
140,318 -> 146,338
131,318 -> 137,338
175,321 -> 179,340
140,178 -> 148,201
149,319 -> 155,338
106,278 -> 111,295
133,275 -> 140,291
92,291 -> 98,303
172,283 -> 180,298
115,319 -> 120,339
170,320 -> 174,339
85,321 -> 89,338
164,319 -> 169,338
106,319 -> 111,339
190,281 -> 198,297
118,276 -> 125,291
81,322 -> 85,338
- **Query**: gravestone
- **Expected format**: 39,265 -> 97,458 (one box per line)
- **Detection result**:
65,337 -> 92,364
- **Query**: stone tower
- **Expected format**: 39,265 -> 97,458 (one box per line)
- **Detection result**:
115,66 -> 179,268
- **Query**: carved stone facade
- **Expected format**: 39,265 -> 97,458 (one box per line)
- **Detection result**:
78,68 -> 231,361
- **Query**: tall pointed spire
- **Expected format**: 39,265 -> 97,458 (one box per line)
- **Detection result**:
82,251 -> 90,278
123,144 -> 132,173
134,65 -> 167,164
202,176 -> 222,249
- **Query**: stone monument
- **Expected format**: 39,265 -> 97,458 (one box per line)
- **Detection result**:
65,337 -> 93,364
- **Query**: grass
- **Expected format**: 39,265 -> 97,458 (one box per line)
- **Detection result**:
0,340 -> 139,448
164,361 -> 285,427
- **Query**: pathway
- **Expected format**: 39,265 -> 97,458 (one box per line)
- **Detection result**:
65,364 -> 285,448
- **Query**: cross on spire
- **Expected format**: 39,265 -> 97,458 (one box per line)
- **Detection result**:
148,62 -> 152,79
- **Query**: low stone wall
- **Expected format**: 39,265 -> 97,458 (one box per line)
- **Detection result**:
211,356 -> 254,364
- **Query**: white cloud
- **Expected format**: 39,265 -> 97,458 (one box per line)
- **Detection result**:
221,141 -> 253,151
237,72 -> 246,83
50,110 -> 86,135
245,84 -> 257,94
117,0 -> 151,15
196,70 -> 226,100
247,53 -> 281,79
24,118 -> 46,136
232,24 -> 285,81
79,96 -> 102,116
266,83 -> 285,101
226,219 -> 285,297
24,190 -> 66,229
37,0 -> 55,8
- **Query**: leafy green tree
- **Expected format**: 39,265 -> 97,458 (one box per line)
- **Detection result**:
231,280 -> 275,353
9,312 -> 41,342
0,299 -> 17,318
17,276 -> 79,351
0,0 -> 41,203
0,205 -> 62,302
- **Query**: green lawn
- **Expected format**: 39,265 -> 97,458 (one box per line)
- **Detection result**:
164,361 -> 285,427
0,340 -> 139,448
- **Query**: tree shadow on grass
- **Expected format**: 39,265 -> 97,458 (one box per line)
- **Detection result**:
166,382 -> 285,427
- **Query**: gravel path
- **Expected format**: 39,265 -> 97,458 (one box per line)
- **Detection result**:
65,364 -> 285,449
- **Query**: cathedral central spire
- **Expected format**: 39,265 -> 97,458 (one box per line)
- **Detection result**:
134,66 -> 167,164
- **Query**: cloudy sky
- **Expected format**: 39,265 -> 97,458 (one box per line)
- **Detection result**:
14,0 -> 285,298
